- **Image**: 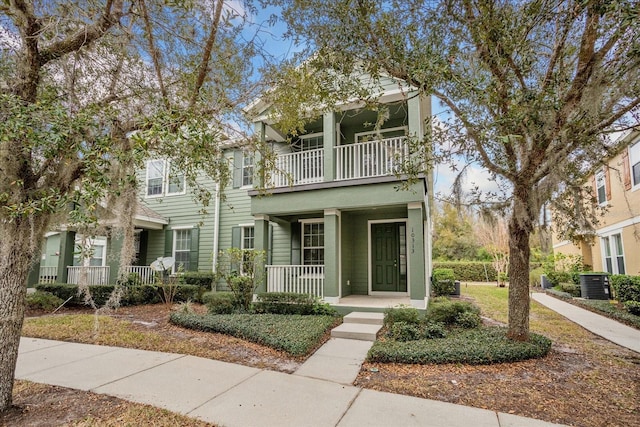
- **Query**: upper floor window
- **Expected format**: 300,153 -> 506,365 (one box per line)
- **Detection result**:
146,159 -> 185,197
630,141 -> 640,190
242,152 -> 254,187
595,169 -> 607,205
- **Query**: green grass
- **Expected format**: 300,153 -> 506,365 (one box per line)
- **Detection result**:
170,312 -> 339,356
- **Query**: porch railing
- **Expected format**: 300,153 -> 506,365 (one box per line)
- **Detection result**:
66,266 -> 110,286
266,265 -> 324,298
269,148 -> 324,187
335,137 -> 408,180
123,266 -> 155,285
38,266 -> 58,284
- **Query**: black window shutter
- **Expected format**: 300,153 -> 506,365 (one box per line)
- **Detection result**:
164,229 -> 173,257
232,151 -> 242,188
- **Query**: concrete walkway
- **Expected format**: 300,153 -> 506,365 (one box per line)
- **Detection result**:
16,337 -> 564,427
531,293 -> 640,353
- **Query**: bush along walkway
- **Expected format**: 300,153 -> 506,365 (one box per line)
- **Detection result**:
532,293 -> 640,353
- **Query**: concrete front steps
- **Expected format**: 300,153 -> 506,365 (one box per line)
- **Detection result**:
330,312 -> 384,341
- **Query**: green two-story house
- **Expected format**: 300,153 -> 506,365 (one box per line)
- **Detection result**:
33,75 -> 433,309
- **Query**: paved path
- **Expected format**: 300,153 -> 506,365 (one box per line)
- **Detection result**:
16,337 -> 564,427
531,293 -> 640,353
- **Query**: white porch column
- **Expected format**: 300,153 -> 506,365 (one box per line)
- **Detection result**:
323,112 -> 337,182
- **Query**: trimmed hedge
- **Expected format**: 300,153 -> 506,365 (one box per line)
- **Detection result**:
383,306 -> 421,327
253,292 -> 337,316
26,291 -> 64,311
34,283 -> 202,306
610,275 -> 640,303
170,312 -> 338,355
432,262 -> 497,282
426,299 -> 481,327
202,292 -> 236,314
432,268 -> 456,296
368,327 -> 552,365
180,272 -> 215,289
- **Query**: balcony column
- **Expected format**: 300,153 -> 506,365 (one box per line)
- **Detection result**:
407,202 -> 427,308
254,214 -> 270,294
323,209 -> 341,303
408,91 -> 430,141
323,112 -> 336,182
254,121 -> 266,188
57,230 -> 76,284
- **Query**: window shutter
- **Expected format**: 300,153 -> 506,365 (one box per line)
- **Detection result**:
592,176 -> 597,202
622,148 -> 632,190
231,226 -> 241,248
189,228 -> 199,271
232,151 -> 242,188
164,229 -> 173,257
605,166 -> 612,201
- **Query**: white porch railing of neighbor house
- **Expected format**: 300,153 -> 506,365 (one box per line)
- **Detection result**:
123,266 -> 155,285
38,266 -> 58,283
335,137 -> 409,181
266,265 -> 324,298
270,148 -> 324,187
67,266 -> 110,285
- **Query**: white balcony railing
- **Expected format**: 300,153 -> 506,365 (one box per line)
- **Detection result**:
266,265 -> 324,298
67,266 -> 110,286
335,137 -> 408,181
269,148 -> 324,187
123,266 -> 155,285
38,266 -> 58,284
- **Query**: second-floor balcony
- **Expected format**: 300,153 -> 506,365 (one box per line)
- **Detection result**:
267,137 -> 409,188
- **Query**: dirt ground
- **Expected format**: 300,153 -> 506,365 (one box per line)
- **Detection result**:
6,303 -> 640,427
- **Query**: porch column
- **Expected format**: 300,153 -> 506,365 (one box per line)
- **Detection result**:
57,230 -> 76,284
107,231 -> 124,284
254,121 -> 266,188
407,91 -> 430,141
254,214 -> 270,294
323,112 -> 336,182
323,209 -> 340,303
407,202 -> 427,308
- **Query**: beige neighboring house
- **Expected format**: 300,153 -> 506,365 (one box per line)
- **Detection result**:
553,129 -> 640,276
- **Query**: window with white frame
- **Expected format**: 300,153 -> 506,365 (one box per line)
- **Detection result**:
602,233 -> 625,275
73,237 -> 107,267
173,229 -> 191,273
241,226 -> 255,250
299,132 -> 324,151
595,169 -> 607,205
302,220 -> 324,265
146,159 -> 185,197
630,140 -> 640,189
242,152 -> 254,187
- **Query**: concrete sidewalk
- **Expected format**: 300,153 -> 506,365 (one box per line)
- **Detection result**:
16,337 -> 564,427
531,293 -> 640,353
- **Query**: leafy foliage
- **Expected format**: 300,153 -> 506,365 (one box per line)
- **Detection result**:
610,275 -> 640,303
383,306 -> 421,327
179,272 -> 215,289
253,292 -> 337,316
202,292 -> 237,314
426,299 -> 481,327
169,313 -> 338,356
432,262 -> 497,282
368,327 -> 552,365
431,268 -> 456,296
25,291 -> 64,312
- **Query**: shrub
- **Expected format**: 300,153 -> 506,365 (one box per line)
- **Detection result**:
203,292 -> 236,314
545,271 -> 572,287
228,275 -> 254,311
546,288 -> 573,299
610,275 -> 640,303
427,299 -> 481,326
432,268 -> 456,296
387,321 -> 422,342
383,306 -> 421,327
170,312 -> 338,355
559,282 -> 581,297
624,301 -> 640,316
254,292 -> 314,315
455,310 -> 481,329
367,327 -> 552,365
26,291 -> 64,311
180,272 -> 215,289
173,284 -> 203,303
123,285 -> 161,305
422,321 -> 447,339
432,262 -> 497,281
529,267 -> 544,287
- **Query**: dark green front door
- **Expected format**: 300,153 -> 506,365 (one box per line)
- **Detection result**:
372,222 -> 407,292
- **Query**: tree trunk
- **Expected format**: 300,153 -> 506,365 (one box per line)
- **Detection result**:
0,223 -> 42,412
507,185 -> 534,342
